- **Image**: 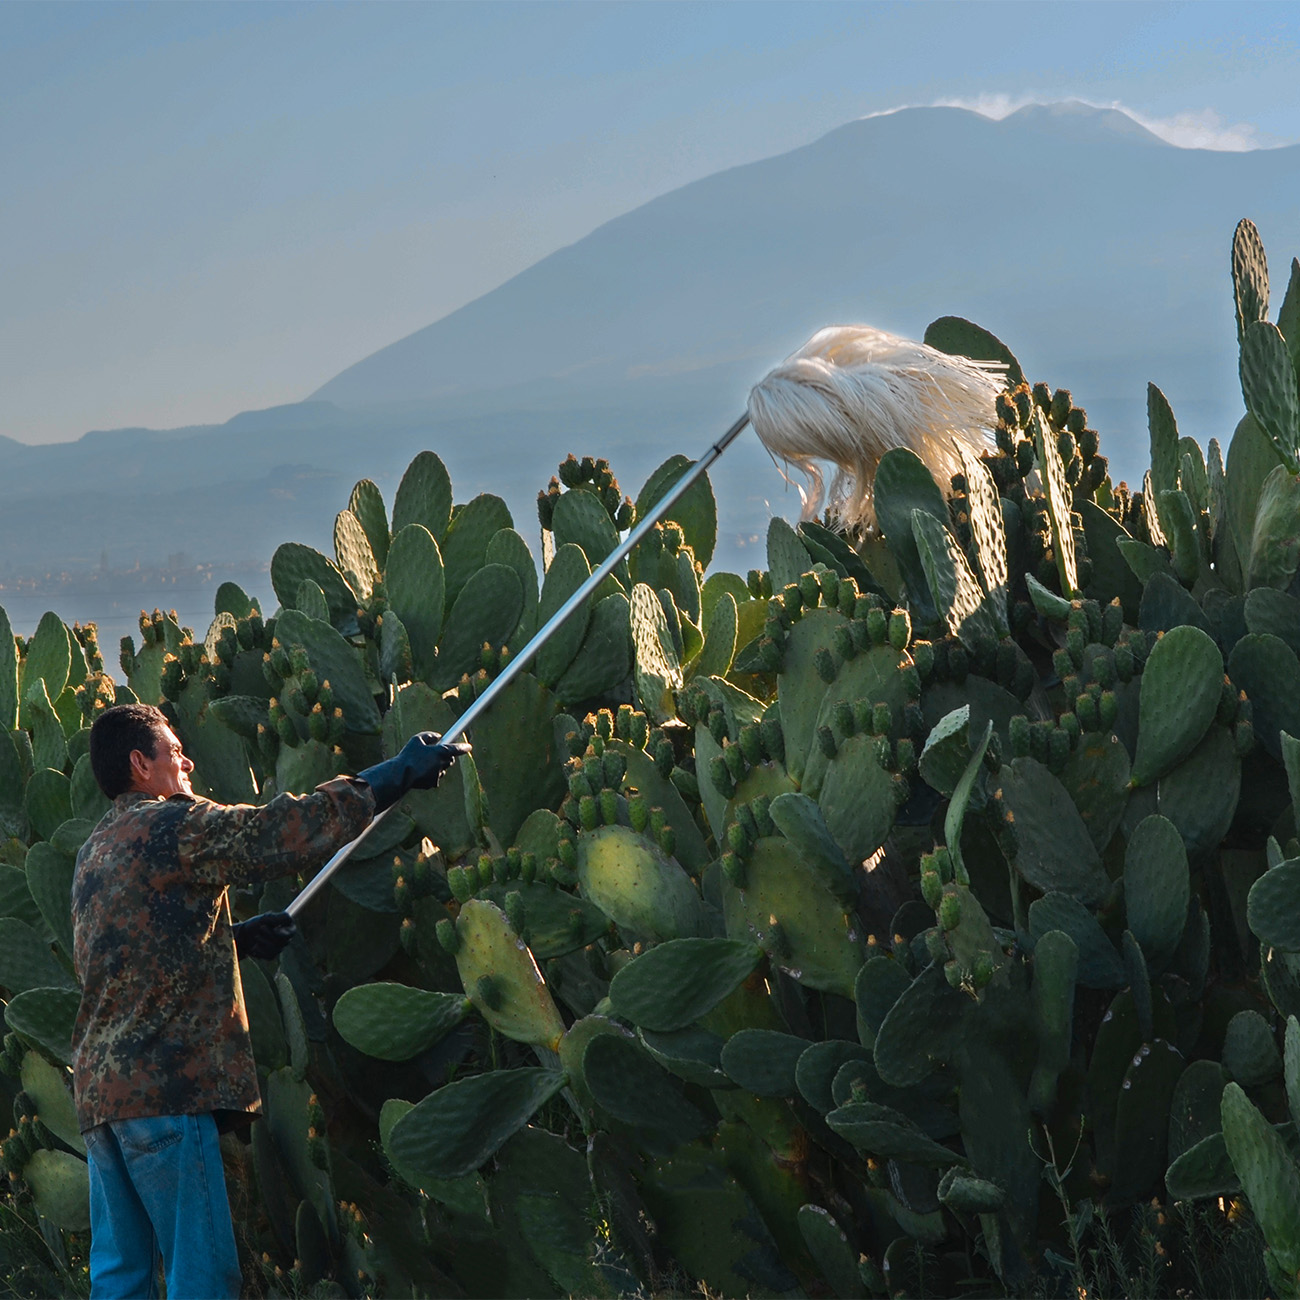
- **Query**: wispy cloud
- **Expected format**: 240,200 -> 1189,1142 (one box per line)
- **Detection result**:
864,95 -> 1290,152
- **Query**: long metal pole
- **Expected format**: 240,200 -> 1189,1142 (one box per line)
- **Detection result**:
288,412 -> 752,917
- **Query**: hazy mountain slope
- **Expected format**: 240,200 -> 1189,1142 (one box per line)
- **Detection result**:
5,102 -> 1300,637
312,102 -> 1300,462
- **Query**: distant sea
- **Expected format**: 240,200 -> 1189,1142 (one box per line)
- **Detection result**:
0,564 -> 276,653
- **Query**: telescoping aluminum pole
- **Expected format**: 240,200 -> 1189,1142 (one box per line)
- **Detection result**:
287,412 -> 751,919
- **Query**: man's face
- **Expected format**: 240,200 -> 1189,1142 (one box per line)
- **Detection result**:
130,724 -> 195,798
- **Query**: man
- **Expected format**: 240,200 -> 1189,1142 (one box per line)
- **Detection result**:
71,702 -> 466,1299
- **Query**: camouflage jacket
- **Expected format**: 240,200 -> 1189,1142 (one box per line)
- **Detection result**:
71,778 -> 373,1132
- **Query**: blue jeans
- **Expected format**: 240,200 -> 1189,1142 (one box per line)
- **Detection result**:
84,1113 -> 242,1300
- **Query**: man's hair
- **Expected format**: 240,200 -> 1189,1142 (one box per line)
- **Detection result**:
89,704 -> 170,800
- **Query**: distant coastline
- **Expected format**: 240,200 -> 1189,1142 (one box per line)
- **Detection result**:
0,561 -> 276,651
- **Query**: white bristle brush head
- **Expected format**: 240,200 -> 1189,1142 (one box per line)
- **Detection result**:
746,325 -> 1006,531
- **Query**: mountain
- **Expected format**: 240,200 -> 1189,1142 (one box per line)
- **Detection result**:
4,102 -> 1299,643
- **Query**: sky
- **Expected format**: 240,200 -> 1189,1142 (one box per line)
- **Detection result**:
4,0 -> 1300,446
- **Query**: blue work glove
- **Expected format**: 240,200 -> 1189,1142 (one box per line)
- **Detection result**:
358,732 -> 471,812
233,911 -> 296,960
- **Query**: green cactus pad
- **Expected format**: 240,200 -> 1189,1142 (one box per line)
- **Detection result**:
631,583 -> 682,723
333,507 -> 379,598
1242,320 -> 1300,469
1157,724 -> 1240,860
722,837 -> 863,996
432,563 -> 524,692
0,734 -> 27,841
605,739 -> 709,873
937,1168 -> 1006,1214
1109,1037 -> 1184,1204
774,608 -> 848,782
1028,893 -> 1124,989
796,1203 -> 861,1300
274,609 -> 380,733
25,768 -> 72,844
391,450 -> 453,541
800,643 -> 907,798
693,591 -> 738,681
1247,463 -> 1300,590
1165,1127 -> 1249,1202
768,792 -> 855,905
639,1026 -> 730,1089
1248,861 -> 1300,950
440,493 -> 513,611
21,611 -> 72,705
912,510 -> 1004,650
765,518 -> 813,594
0,918 -> 76,995
1059,731 -> 1131,852
919,705 -> 973,797
25,1148 -> 90,1232
608,938 -> 760,1032
640,1143 -> 796,1297
485,527 -> 540,642
1131,625 -> 1223,786
854,956 -> 912,1050
998,758 -> 1109,905
552,486 -> 622,571
636,455 -> 718,571
475,880 -> 608,961
873,963 -> 967,1087
1224,1010 -> 1283,1087
270,543 -> 359,631
815,734 -> 899,868
718,1028 -> 809,1097
923,315 -> 1024,385
25,841 -> 75,959
332,983 -> 470,1061
826,1100 -> 964,1167
582,1031 -> 712,1145
20,1050 -> 84,1155
554,592 -> 633,708
0,605 -> 18,733
795,1040 -> 871,1113
386,1067 -> 566,1183
1221,1081 -> 1300,1275
0,864 -> 42,931
577,822 -> 704,942
453,899 -> 566,1049
5,987 -> 79,1065
958,447 -> 1010,633
1123,814 -> 1189,972
1031,409 -> 1079,598
1246,588 -> 1300,653
1168,1059 -> 1231,1162
873,448 -> 947,620
556,1014 -> 631,1117
385,524 -> 446,680
1230,633 -> 1300,760
1029,929 -> 1077,1111
534,544 -> 595,687
24,681 -> 66,774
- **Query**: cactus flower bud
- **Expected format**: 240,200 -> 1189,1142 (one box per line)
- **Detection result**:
814,647 -> 836,684
871,702 -> 892,736
599,789 -> 619,826
721,851 -> 745,888
799,573 -> 821,607
723,743 -> 746,782
709,755 -> 735,799
921,869 -> 942,910
436,917 -> 459,954
832,624 -> 856,661
817,726 -> 837,759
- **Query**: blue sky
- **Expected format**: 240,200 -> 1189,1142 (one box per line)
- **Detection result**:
3,1 -> 1299,444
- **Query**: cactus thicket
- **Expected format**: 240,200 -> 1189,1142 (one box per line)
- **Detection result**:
4,221 -> 1300,1297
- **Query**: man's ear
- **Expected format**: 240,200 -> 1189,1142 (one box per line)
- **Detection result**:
127,749 -> 151,784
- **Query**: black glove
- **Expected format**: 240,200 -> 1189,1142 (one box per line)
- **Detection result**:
358,732 -> 471,812
233,911 -> 296,960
